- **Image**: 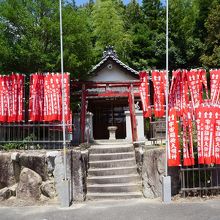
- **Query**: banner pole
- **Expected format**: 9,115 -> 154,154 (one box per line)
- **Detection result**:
165,0 -> 169,178
162,0 -> 171,203
59,0 -> 70,207
59,0 -> 67,181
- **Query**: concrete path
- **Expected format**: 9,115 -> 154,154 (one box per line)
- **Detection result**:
1,198 -> 220,220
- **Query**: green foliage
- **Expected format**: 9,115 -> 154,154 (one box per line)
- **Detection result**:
0,132 -> 40,151
92,0 -> 132,62
1,142 -> 22,151
200,3 -> 220,67
0,0 -> 93,77
0,0 -> 219,75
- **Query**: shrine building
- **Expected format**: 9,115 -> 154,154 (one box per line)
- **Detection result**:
72,46 -> 146,144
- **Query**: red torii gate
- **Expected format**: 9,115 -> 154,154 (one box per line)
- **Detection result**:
76,81 -> 141,143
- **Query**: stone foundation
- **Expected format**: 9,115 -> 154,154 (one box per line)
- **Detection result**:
0,143 -> 180,203
134,144 -> 180,199
0,146 -> 89,203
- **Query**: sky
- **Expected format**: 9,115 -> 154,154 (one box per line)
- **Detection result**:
75,0 -> 166,6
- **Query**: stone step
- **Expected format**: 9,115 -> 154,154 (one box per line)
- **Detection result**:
88,166 -> 138,176
89,152 -> 135,161
87,174 -> 140,184
90,145 -> 134,154
87,183 -> 142,193
87,192 -> 143,200
93,140 -> 132,145
89,158 -> 136,169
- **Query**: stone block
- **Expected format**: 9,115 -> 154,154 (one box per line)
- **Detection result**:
11,152 -> 20,162
19,152 -> 48,181
142,147 -> 180,198
0,153 -> 16,189
54,149 -> 86,203
142,148 -> 165,198
17,167 -> 42,201
54,151 -> 73,203
46,151 -> 59,178
71,150 -> 85,202
41,181 -> 56,199
0,187 -> 11,201
9,184 -> 18,197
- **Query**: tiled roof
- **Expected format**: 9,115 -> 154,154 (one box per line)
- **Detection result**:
89,46 -> 138,75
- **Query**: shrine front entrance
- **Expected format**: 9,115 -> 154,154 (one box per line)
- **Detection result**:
88,98 -> 127,140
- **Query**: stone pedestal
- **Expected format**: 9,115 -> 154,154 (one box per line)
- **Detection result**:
125,110 -> 145,142
107,126 -> 118,140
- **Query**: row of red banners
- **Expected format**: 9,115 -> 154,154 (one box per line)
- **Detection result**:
0,73 -> 71,123
29,73 -> 70,122
139,70 -> 166,118
169,69 -> 209,116
139,69 -> 220,166
139,69 -> 220,118
168,105 -> 220,166
167,69 -> 220,166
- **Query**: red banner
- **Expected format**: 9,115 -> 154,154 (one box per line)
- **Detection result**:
152,70 -> 165,117
139,71 -> 151,117
0,74 -> 24,122
0,75 -> 8,122
199,69 -> 209,100
29,73 -> 44,121
63,73 -> 71,122
187,70 -> 204,109
44,73 -> 61,121
195,106 -> 215,164
168,108 -> 181,166
210,69 -> 220,104
169,70 -> 183,115
181,70 -> 190,115
182,108 -> 195,166
214,107 -> 220,164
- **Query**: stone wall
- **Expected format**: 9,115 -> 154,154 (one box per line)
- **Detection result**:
0,148 -> 88,203
134,145 -> 180,199
54,148 -> 88,202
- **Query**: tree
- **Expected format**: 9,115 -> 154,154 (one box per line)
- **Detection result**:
142,0 -> 164,31
0,0 -> 93,77
92,0 -> 132,61
62,6 -> 94,77
126,0 -> 166,70
201,3 -> 220,67
168,0 -> 204,69
0,0 -> 61,73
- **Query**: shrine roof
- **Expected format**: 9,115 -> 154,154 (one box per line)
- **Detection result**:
89,46 -> 138,76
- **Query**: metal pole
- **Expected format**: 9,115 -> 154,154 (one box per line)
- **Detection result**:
59,0 -> 67,181
165,0 -> 169,177
162,0 -> 171,204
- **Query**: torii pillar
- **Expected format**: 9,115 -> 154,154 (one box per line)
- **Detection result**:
128,84 -> 137,142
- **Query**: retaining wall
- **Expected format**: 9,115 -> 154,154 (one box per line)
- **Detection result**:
0,147 -> 88,203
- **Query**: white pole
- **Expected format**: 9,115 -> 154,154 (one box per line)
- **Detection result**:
59,0 -> 67,180
162,0 -> 171,204
165,0 -> 169,177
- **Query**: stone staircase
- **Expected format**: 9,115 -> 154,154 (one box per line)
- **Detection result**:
87,142 -> 143,200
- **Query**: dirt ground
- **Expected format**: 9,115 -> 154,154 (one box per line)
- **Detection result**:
1,194 -> 220,207
0,195 -> 59,207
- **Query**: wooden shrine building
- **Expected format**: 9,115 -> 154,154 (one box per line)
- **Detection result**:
73,46 -> 145,144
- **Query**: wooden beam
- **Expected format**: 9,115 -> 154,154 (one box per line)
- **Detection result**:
73,81 -> 141,91
73,92 -> 141,98
128,84 -> 138,142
